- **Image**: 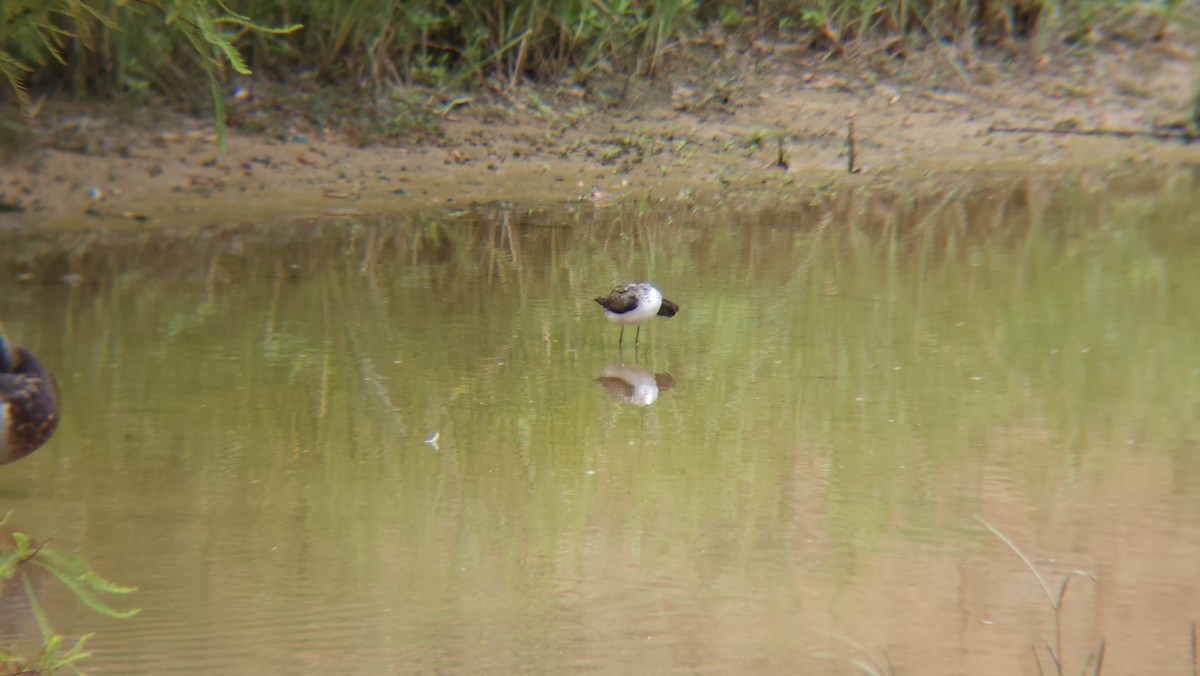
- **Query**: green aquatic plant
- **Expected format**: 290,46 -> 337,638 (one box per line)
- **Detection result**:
0,525 -> 140,675
0,575 -> 93,676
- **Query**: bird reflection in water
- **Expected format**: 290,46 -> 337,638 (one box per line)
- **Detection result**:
594,362 -> 676,406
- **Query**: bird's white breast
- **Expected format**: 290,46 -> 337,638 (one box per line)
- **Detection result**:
605,285 -> 663,326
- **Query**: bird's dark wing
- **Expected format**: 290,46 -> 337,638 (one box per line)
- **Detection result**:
595,286 -> 639,314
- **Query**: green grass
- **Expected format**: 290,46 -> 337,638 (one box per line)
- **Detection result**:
0,0 -> 1189,141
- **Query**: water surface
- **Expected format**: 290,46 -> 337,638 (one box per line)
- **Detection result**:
1,169 -> 1199,674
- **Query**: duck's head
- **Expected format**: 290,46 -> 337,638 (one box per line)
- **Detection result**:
0,334 -> 59,466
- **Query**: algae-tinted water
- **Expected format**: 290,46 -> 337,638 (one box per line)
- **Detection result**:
1,169 -> 1198,674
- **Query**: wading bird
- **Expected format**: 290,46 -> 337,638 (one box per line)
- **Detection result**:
0,333 -> 59,465
594,282 -> 679,346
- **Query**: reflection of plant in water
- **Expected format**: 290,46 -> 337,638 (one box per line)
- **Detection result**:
824,634 -> 896,675
0,522 -> 139,675
978,517 -> 1103,676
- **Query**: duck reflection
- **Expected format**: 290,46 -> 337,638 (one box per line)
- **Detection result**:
594,362 -> 676,406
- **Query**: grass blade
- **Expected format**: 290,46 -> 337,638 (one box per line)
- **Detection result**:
976,516 -> 1055,607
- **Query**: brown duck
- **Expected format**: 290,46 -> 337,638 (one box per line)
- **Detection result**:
0,333 -> 59,465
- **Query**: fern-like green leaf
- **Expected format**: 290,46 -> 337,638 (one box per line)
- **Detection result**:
0,550 -> 22,579
70,0 -> 121,30
1,0 -> 299,145
25,545 -> 89,575
37,568 -> 141,619
31,549 -> 141,619
191,8 -> 252,74
215,0 -> 253,23
0,58 -> 30,115
36,635 -> 65,669
10,530 -> 32,555
32,24 -> 68,66
213,0 -> 303,34
215,17 -> 304,36
53,632 -> 95,667
23,572 -> 58,645
80,569 -> 138,596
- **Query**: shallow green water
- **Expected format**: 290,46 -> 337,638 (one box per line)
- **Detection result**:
1,169 -> 1199,674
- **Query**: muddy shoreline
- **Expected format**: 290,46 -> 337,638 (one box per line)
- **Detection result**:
1,42 -> 1198,231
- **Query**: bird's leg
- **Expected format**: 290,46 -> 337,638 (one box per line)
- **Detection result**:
618,326 -> 625,347
635,325 -> 641,345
